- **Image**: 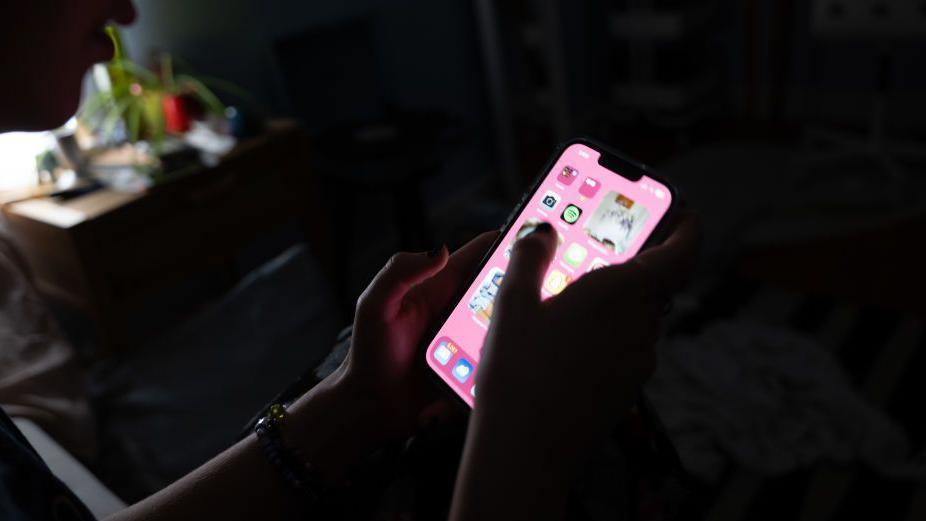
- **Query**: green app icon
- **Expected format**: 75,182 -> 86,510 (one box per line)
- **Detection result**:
561,204 -> 582,225
564,243 -> 588,267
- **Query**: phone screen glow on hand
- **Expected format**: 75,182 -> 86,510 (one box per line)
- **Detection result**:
425,141 -> 674,407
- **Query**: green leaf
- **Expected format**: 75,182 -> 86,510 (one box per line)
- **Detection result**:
195,75 -> 253,102
78,90 -> 114,125
143,93 -> 166,154
125,103 -> 142,142
100,97 -> 132,142
160,52 -> 176,93
177,74 -> 225,115
111,58 -> 160,86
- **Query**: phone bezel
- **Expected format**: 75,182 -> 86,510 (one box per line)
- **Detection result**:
421,137 -> 681,410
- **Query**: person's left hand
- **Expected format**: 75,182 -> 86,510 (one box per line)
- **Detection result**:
333,232 -> 498,439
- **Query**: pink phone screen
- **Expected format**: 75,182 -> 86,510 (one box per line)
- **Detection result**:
425,143 -> 673,407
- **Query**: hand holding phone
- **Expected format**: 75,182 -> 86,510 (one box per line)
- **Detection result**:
425,139 -> 683,407
338,231 -> 499,441
475,212 -> 699,427
448,212 -> 698,521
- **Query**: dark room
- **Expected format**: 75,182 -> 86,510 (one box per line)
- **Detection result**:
0,1 -> 924,520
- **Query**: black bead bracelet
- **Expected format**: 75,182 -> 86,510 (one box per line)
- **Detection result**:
254,403 -> 325,506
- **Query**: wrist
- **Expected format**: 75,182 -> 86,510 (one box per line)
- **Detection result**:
282,372 -> 388,478
452,405 -> 575,521
470,393 -> 589,480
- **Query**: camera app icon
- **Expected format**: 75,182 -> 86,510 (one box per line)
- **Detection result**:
539,190 -> 561,212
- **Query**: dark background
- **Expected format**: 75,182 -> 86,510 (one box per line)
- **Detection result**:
98,0 -> 926,519
121,0 -> 926,306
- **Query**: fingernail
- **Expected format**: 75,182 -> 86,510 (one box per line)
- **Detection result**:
427,246 -> 444,258
530,222 -> 553,236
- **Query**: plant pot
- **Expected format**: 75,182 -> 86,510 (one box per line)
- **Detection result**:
162,94 -> 190,134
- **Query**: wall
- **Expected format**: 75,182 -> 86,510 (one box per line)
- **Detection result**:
122,0 -> 488,121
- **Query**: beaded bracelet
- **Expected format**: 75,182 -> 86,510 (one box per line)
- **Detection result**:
254,403 -> 325,506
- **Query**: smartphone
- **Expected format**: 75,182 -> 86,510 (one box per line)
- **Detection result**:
424,139 -> 677,407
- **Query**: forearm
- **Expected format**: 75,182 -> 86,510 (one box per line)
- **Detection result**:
105,431 -> 294,521
449,404 -> 576,521
106,371 -> 385,521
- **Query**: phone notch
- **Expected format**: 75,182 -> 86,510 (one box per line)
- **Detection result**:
597,149 -> 644,181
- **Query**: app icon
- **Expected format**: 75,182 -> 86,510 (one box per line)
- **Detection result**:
433,339 -> 457,365
543,269 -> 571,295
561,204 -> 583,225
452,359 -> 474,383
587,257 -> 609,272
579,177 -> 601,198
468,268 -> 505,326
584,191 -> 650,254
563,243 -> 588,268
539,190 -> 561,211
558,166 -> 578,185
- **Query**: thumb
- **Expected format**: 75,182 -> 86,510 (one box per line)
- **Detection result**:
628,211 -> 701,299
495,222 -> 558,309
358,246 -> 449,319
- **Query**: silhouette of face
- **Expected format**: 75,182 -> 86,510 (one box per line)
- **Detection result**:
0,0 -> 136,132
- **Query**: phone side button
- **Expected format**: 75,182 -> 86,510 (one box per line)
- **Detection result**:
502,207 -> 521,229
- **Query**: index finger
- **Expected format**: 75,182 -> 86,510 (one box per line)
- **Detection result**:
418,230 -> 500,306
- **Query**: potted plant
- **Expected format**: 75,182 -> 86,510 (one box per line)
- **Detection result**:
158,52 -> 226,134
78,26 -> 225,150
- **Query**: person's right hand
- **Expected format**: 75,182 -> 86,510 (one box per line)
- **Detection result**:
459,214 -> 699,509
